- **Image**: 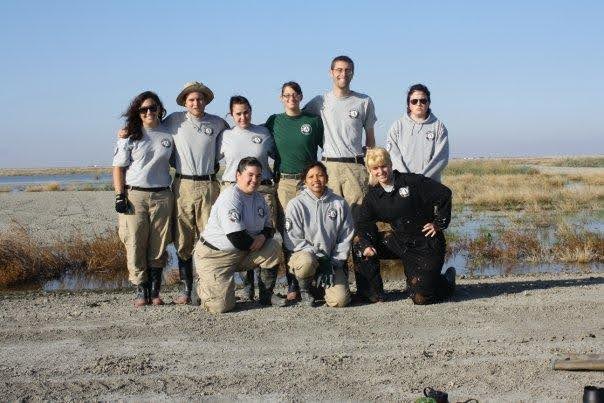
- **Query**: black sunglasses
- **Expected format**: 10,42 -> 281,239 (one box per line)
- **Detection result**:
410,98 -> 428,105
138,105 -> 158,114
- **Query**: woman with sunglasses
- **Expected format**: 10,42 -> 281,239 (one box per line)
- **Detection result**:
386,83 -> 449,183
113,91 -> 174,307
219,96 -> 280,302
265,81 -> 324,301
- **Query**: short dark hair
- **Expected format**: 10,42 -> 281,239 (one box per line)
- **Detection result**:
229,95 -> 252,114
406,83 -> 431,115
236,157 -> 262,174
281,81 -> 302,96
301,161 -> 328,182
330,55 -> 354,71
121,91 -> 166,141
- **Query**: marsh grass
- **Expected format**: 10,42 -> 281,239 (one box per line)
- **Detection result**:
24,182 -> 62,192
443,160 -> 603,212
0,186 -> 11,193
0,224 -> 126,288
0,167 -> 112,177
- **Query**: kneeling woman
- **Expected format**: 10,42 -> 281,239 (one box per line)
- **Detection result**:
354,147 -> 455,305
284,162 -> 354,307
113,91 -> 174,307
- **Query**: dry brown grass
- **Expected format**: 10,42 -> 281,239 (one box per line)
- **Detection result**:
0,186 -> 11,193
0,224 -> 126,288
0,167 -> 111,177
552,223 -> 604,263
24,182 -> 62,192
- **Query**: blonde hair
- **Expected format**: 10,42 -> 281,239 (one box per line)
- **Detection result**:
365,147 -> 392,186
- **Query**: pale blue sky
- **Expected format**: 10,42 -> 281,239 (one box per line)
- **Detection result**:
0,0 -> 602,168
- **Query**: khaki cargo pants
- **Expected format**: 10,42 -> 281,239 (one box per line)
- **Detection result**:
118,189 -> 173,285
275,176 -> 301,235
194,238 -> 282,313
172,177 -> 220,261
288,250 -> 351,307
323,160 -> 368,221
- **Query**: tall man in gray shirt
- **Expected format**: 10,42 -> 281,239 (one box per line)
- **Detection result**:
304,55 -> 377,219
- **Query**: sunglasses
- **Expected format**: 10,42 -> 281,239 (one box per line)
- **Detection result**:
410,99 -> 428,105
138,105 -> 158,114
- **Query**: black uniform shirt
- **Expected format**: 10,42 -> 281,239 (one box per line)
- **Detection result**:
356,171 -> 452,247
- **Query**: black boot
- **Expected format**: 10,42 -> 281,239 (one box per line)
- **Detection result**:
174,258 -> 193,305
133,282 -> 148,307
258,267 -> 286,307
149,267 -> 164,306
242,269 -> 255,301
298,278 -> 315,307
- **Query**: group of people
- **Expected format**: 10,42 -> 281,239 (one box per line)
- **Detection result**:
112,55 -> 454,312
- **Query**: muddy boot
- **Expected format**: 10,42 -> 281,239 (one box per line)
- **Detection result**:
443,266 -> 456,292
149,267 -> 164,306
174,258 -> 193,305
298,278 -> 315,307
258,267 -> 286,307
242,269 -> 255,301
133,281 -> 149,308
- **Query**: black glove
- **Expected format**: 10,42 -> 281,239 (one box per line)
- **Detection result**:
316,255 -> 335,289
115,193 -> 130,214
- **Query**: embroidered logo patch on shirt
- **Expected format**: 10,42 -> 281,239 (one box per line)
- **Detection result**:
258,207 -> 265,218
285,218 -> 292,231
252,136 -> 262,144
399,186 -> 410,198
203,126 -> 214,136
300,123 -> 312,135
161,139 -> 172,148
426,131 -> 435,140
386,141 -> 392,152
227,209 -> 241,222
348,109 -> 359,119
327,208 -> 338,220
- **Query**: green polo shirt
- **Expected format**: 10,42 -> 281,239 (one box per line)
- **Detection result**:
265,112 -> 324,175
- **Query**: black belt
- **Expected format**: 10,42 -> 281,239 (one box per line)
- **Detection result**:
175,173 -> 216,181
322,156 -> 365,165
126,185 -> 169,192
224,180 -> 273,186
279,173 -> 301,180
200,239 -> 219,251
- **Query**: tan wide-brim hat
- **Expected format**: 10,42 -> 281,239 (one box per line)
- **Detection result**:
176,81 -> 214,106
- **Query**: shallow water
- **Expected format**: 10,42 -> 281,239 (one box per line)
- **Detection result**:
0,173 -> 112,188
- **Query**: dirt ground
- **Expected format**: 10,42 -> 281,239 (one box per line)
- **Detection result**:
0,191 -> 603,401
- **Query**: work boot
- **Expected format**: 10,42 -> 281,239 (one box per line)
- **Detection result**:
444,266 -> 456,290
242,269 -> 255,301
133,282 -> 149,308
298,278 -> 315,307
174,258 -> 193,305
258,267 -> 286,307
149,267 -> 164,306
286,270 -> 300,301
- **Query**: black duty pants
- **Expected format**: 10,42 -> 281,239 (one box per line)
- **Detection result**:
353,231 -> 453,304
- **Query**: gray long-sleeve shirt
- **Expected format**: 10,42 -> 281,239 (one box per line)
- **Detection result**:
386,112 -> 449,182
283,187 -> 354,261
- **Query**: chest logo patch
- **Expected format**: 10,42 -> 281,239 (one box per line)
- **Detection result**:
252,136 -> 262,144
386,141 -> 392,152
285,218 -> 292,231
300,123 -> 312,135
161,138 -> 172,148
399,186 -> 410,198
227,209 -> 241,222
348,109 -> 359,119
327,208 -> 338,220
426,131 -> 435,140
258,207 -> 265,218
203,126 -> 214,136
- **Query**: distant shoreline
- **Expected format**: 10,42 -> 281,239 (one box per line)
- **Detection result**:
0,155 -> 602,176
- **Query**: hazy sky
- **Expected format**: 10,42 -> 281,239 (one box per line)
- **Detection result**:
1,0 -> 602,168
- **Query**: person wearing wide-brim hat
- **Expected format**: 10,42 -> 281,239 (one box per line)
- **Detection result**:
176,81 -> 215,107
164,80 -> 230,305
